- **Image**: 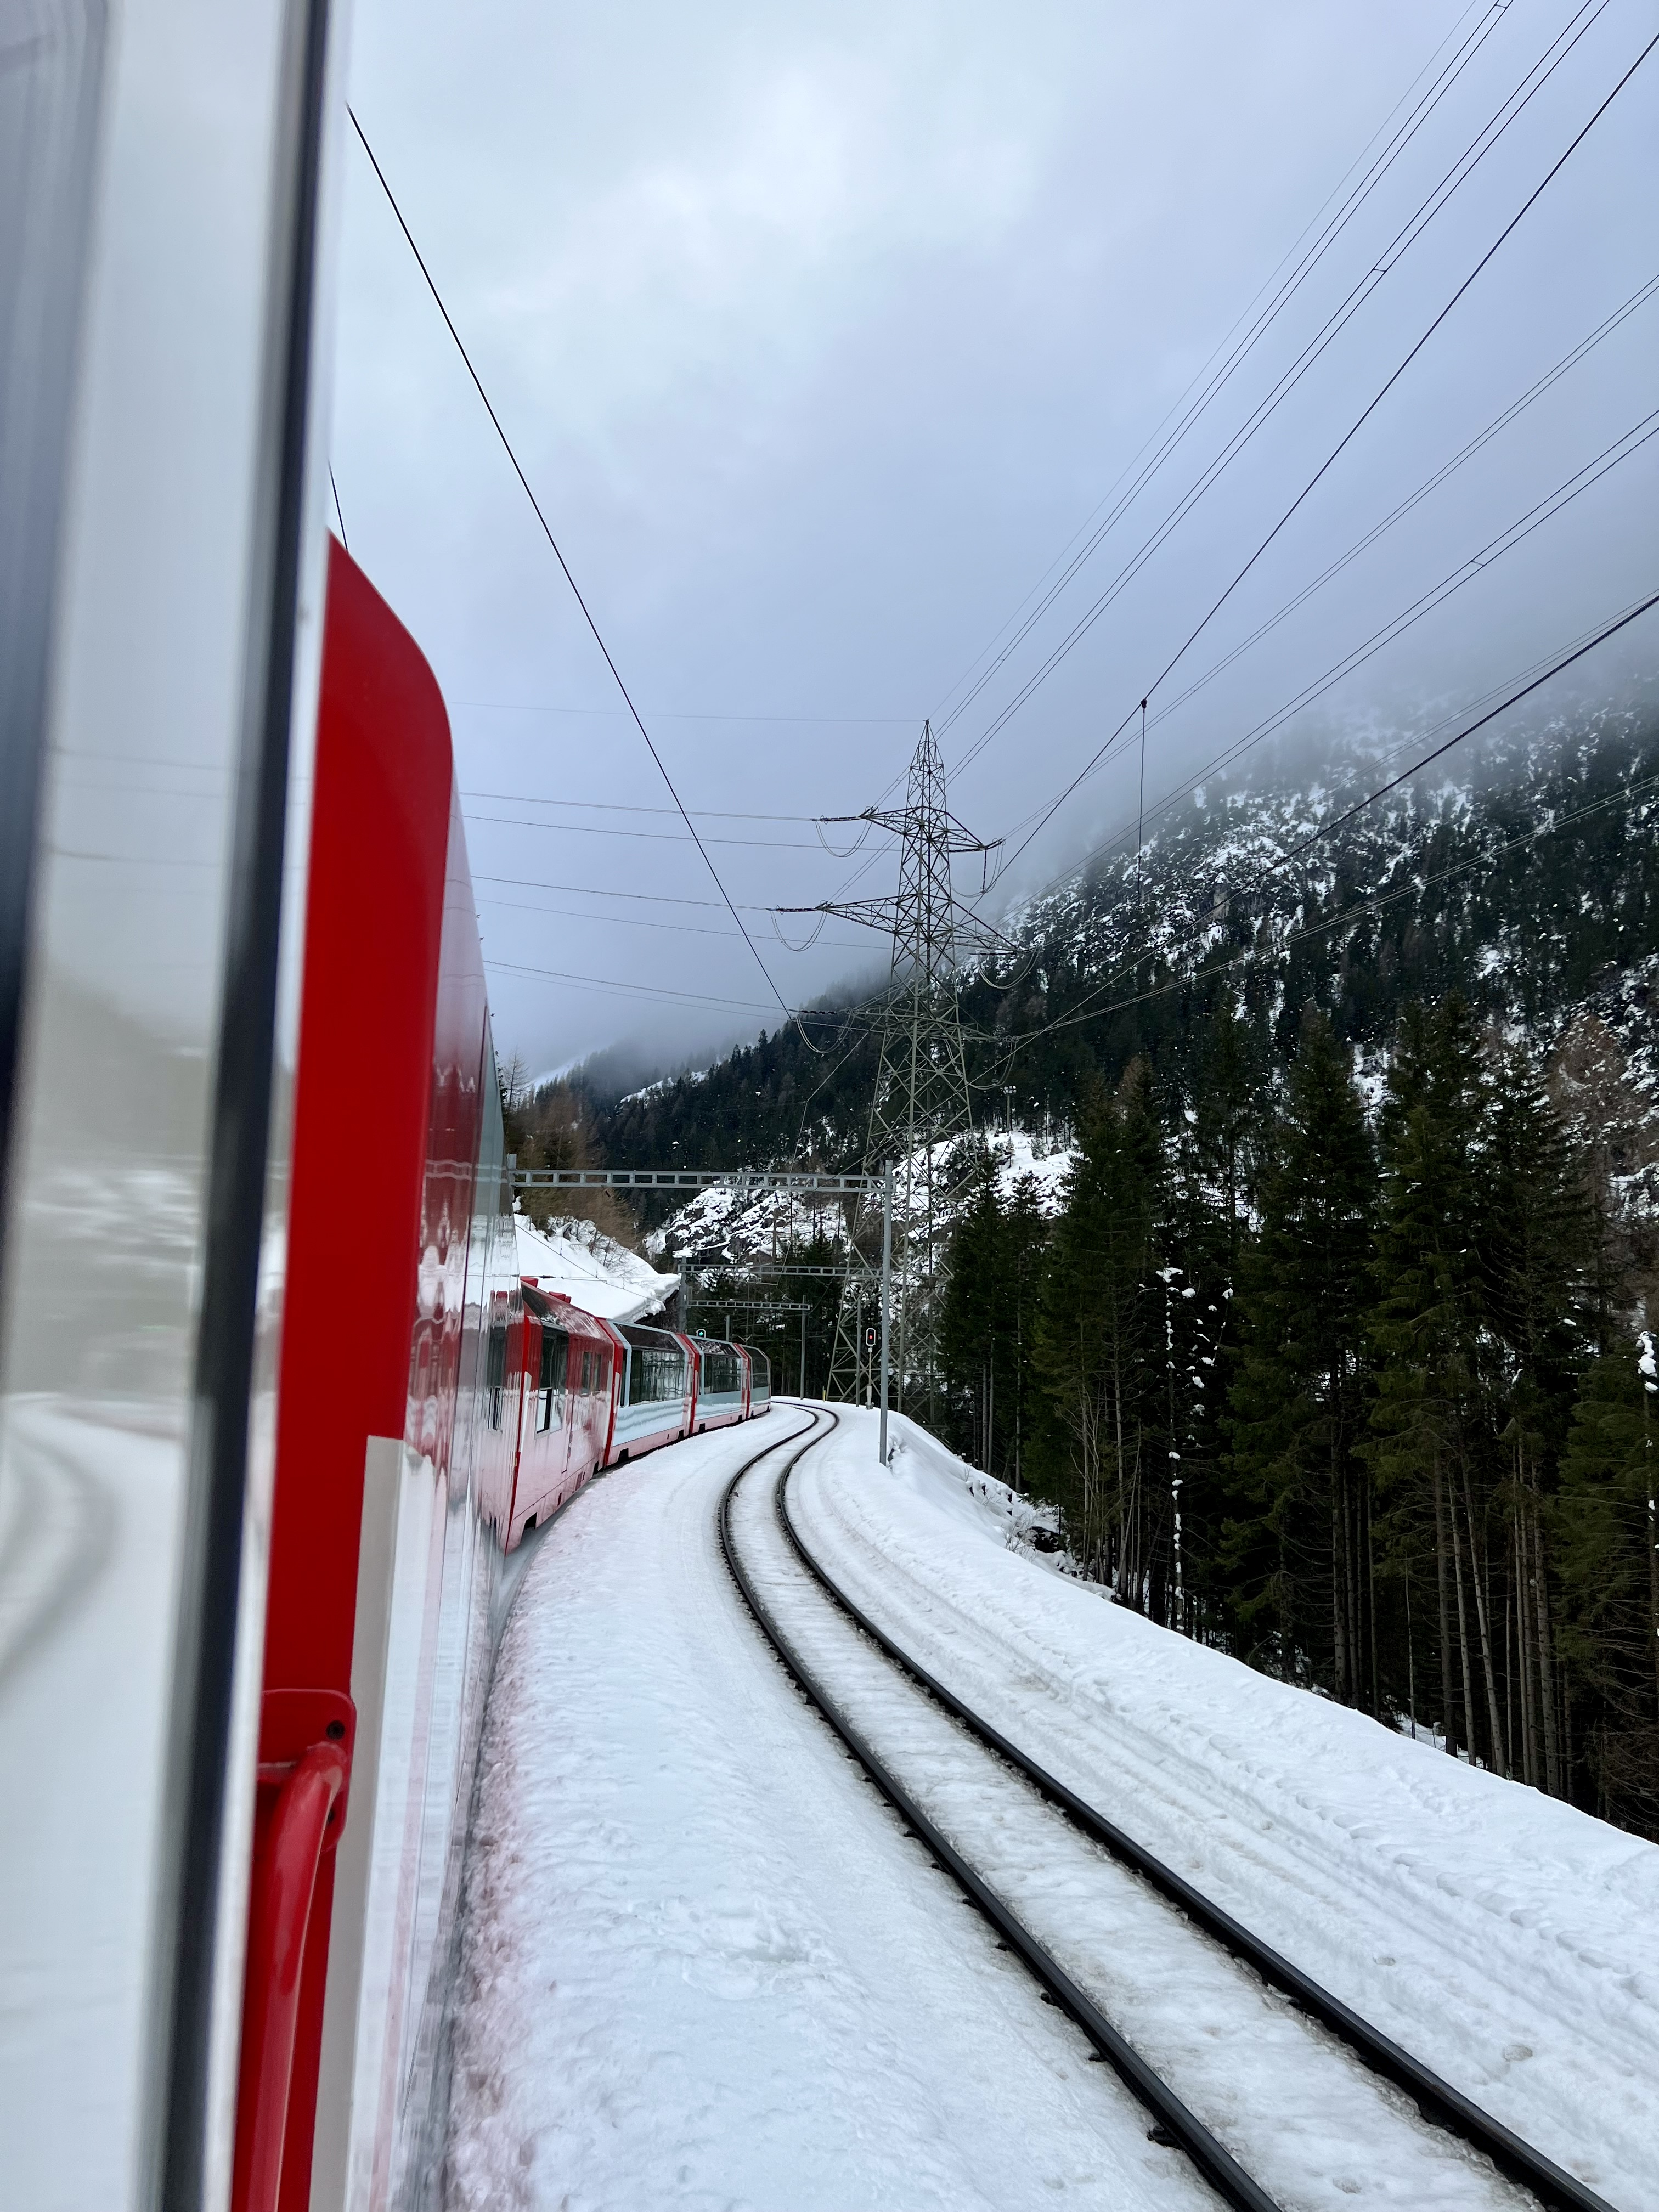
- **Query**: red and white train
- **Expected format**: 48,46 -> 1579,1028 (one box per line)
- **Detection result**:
502,1293 -> 769,1549
0,22 -> 765,2212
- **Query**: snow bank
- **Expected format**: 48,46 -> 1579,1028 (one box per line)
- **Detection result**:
512,1215 -> 679,1324
795,1410 -> 1659,2212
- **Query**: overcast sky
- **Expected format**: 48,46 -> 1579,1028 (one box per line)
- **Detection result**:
331,0 -> 1658,1081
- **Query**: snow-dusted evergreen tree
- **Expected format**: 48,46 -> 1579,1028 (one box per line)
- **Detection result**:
1227,1006 -> 1376,1702
1556,1342 -> 1659,1835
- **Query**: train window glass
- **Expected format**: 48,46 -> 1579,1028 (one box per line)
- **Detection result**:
579,1347 -> 593,1395
627,1342 -> 686,1405
748,1349 -> 770,1392
537,1327 -> 567,1430
700,1345 -> 741,1396
486,1322 -> 506,1429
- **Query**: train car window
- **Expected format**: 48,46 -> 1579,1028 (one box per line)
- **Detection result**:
699,1345 -> 741,1396
537,1326 -> 567,1430
748,1348 -> 770,1392
486,1321 -> 506,1429
621,1323 -> 689,1406
579,1347 -> 593,1395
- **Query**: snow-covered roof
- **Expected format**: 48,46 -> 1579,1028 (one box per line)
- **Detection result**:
513,1215 -> 679,1325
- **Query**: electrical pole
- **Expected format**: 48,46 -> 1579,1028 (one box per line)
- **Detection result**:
784,721 -> 1009,1427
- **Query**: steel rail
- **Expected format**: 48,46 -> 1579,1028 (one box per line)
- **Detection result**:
774,1460 -> 1618,2212
720,1405 -> 1283,2212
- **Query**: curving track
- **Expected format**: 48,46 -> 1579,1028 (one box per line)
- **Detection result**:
721,1406 -> 1620,2212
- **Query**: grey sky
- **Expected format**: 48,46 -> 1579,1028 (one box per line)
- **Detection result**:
331,0 -> 1658,1077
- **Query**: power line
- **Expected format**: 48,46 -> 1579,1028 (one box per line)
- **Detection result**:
1013,755 -> 1659,1047
988,28 -> 1659,883
985,587 -> 1659,1051
456,701 -> 919,725
478,892 -> 871,951
473,871 -> 771,912
933,0 -> 1532,747
815,7 -> 1516,897
463,811 -> 829,850
992,399 -> 1659,874
347,106 -> 807,1044
459,787 -> 825,823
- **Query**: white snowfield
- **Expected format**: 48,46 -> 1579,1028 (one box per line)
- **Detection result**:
445,1404 -> 1658,2212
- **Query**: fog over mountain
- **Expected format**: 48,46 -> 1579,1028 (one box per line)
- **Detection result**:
331,0 -> 1659,1077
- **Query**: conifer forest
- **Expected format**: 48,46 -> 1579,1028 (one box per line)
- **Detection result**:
540,722 -> 1659,1840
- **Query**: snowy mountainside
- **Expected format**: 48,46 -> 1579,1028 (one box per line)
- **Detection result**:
585,714 -> 1659,1198
643,1127 -> 1077,1273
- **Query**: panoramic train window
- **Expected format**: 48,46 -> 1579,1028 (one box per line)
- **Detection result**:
536,1327 -> 566,1431
700,1345 -> 742,1396
748,1348 -> 770,1392
624,1329 -> 687,1406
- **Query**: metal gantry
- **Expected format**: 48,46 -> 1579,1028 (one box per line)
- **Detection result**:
511,1163 -> 894,1462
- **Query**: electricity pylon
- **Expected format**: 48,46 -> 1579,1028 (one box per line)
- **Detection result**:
783,720 -> 1006,1422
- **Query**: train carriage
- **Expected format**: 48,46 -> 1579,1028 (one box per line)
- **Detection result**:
741,1344 -> 772,1414
609,1321 -> 695,1464
689,1335 -> 748,1430
503,1287 -> 618,1547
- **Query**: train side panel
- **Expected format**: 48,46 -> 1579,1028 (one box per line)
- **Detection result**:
241,546 -> 520,2212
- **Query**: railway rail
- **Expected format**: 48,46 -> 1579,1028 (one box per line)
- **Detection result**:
718,1405 -> 1618,2212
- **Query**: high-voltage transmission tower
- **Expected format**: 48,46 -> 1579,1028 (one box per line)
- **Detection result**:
783,720 -> 1006,1421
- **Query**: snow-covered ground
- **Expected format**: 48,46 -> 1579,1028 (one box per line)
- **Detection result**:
797,1413 -> 1659,2212
444,1415 -> 1212,2211
445,1405 -> 1658,2211
513,1215 -> 680,1323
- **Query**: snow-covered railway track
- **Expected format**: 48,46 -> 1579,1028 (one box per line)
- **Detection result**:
720,1408 -> 1618,2212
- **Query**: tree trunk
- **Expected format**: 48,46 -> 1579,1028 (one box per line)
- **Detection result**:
1515,1496 -> 1538,1787
1333,1463 -> 1350,1706
1534,1505 -> 1564,1797
1434,1460 -> 1458,1755
1461,1468 -> 1507,1776
1451,1496 -> 1479,1764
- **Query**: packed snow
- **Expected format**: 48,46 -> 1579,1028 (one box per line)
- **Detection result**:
447,1414 -> 1206,2210
512,1215 -> 679,1324
800,1413 -> 1658,2212
445,1404 -> 1657,2211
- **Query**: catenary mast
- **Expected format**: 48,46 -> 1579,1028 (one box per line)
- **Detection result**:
786,720 -> 1005,1422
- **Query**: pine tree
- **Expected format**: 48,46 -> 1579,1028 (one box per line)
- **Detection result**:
1484,1040 -> 1594,1792
1032,1063 -> 1169,1606
1228,1006 -> 1376,1699
1555,1340 -> 1659,1835
1368,996 -> 1491,1762
939,1144 -> 1049,1486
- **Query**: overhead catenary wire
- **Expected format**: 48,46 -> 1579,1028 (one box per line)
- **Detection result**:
328,464 -> 349,551
826,1 -> 1521,890
935,0 -> 1551,750
988,752 -> 1659,1060
347,106 -> 814,1048
990,401 -> 1659,871
829,2 -> 1632,939
986,26 -> 1659,887
978,588 -> 1659,1057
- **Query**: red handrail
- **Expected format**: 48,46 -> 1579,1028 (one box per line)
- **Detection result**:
232,1737 -> 349,2212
